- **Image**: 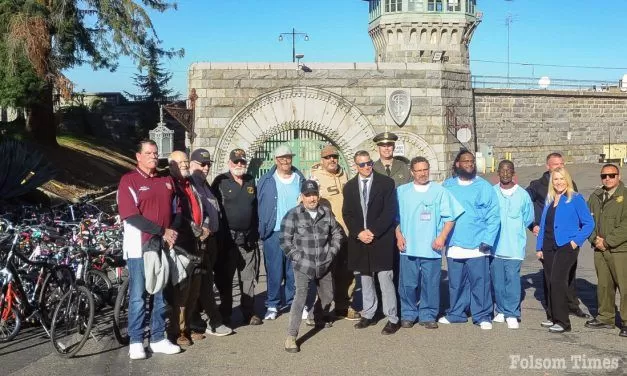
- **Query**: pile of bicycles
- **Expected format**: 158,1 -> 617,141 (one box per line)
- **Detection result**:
0,195 -> 128,358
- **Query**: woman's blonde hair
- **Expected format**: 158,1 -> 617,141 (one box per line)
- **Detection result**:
546,166 -> 575,204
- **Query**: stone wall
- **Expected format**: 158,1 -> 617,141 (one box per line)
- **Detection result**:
474,89 -> 627,166
189,62 -> 474,180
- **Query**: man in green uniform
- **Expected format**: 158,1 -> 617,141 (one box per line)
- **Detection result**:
372,131 -> 411,188
586,163 -> 627,337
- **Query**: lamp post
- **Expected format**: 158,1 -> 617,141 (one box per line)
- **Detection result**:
279,28 -> 309,62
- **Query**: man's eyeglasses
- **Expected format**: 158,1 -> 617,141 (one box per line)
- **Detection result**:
323,155 -> 339,160
357,161 -> 374,168
193,160 -> 211,168
233,159 -> 247,166
601,173 -> 618,179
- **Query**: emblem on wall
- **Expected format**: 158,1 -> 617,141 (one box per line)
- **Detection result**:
388,89 -> 411,126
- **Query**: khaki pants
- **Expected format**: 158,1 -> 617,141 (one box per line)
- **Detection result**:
594,250 -> 627,326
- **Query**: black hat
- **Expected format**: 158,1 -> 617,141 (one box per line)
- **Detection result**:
229,148 -> 248,163
190,148 -> 212,164
301,180 -> 319,195
373,131 -> 399,145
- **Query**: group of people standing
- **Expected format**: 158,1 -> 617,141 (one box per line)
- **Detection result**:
118,134 -> 626,359
118,141 -> 262,360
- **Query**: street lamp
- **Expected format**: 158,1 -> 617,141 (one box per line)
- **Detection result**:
279,28 -> 309,62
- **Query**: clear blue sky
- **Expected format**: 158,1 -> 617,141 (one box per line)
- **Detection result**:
65,0 -> 627,96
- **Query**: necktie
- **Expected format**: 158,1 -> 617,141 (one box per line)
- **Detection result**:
385,165 -> 391,176
604,191 -> 610,203
362,179 -> 369,206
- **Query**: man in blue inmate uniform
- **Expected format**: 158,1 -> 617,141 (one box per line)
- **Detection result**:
491,160 -> 533,329
396,157 -> 464,329
439,150 -> 500,330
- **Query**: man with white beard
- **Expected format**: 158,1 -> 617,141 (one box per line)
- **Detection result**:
212,149 -> 263,325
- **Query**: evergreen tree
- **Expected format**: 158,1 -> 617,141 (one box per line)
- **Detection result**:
0,0 -> 182,146
125,39 -> 182,102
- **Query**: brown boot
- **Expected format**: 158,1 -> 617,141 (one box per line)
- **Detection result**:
284,335 -> 299,353
176,335 -> 192,347
191,332 -> 206,341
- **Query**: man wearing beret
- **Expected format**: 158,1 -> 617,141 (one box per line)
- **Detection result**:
372,131 -> 411,188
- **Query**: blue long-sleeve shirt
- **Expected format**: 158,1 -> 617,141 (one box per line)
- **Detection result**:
493,184 -> 534,260
536,192 -> 595,250
442,176 -> 500,249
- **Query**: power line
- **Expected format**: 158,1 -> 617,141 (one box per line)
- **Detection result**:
471,59 -> 627,71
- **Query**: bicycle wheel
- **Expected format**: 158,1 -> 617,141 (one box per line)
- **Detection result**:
85,269 -> 112,311
50,285 -> 95,358
112,278 -> 129,345
0,306 -> 21,343
39,265 -> 75,326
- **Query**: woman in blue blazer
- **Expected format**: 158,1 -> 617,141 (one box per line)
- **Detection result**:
536,167 -> 594,333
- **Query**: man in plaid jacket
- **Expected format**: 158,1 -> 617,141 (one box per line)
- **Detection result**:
280,179 -> 344,353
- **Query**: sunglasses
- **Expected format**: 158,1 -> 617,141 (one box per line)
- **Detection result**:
323,155 -> 339,160
194,161 -> 211,168
357,161 -> 374,168
601,173 -> 618,179
232,159 -> 247,165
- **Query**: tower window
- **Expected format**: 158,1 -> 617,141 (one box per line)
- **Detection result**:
428,0 -> 443,12
385,0 -> 402,12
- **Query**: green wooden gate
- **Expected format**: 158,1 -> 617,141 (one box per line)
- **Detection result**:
248,129 -> 349,180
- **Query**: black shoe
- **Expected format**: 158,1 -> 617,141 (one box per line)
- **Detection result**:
570,309 -> 591,319
419,321 -> 439,329
354,317 -> 376,329
381,321 -> 400,335
620,327 -> 627,337
400,320 -> 415,328
584,318 -> 614,329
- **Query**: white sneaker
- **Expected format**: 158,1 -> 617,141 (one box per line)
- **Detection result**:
302,306 -> 310,319
149,339 -> 181,355
493,313 -> 505,323
264,307 -> 278,320
129,343 -> 146,360
438,317 -> 451,324
506,317 -> 519,329
479,321 -> 493,330
207,324 -> 233,337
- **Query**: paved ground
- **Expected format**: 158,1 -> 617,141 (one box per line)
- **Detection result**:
2,163 -> 626,376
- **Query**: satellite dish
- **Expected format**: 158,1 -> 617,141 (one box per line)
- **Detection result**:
538,76 -> 551,89
456,127 -> 472,143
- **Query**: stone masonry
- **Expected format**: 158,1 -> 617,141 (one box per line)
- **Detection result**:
474,89 -> 627,166
188,62 -> 474,181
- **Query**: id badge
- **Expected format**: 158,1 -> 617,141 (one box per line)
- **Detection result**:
420,211 -> 431,221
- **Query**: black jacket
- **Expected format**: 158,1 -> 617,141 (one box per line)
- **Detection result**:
342,172 -> 397,273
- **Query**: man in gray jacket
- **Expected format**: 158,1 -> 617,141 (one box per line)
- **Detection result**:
280,180 -> 343,353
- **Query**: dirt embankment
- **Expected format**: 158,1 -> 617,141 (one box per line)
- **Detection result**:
38,136 -> 136,202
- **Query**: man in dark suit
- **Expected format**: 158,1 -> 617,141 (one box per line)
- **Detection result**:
342,150 -> 400,335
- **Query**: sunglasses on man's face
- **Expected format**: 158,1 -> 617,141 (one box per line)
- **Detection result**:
194,161 -> 211,168
323,155 -> 339,160
357,161 -> 374,168
233,159 -> 247,166
601,173 -> 618,180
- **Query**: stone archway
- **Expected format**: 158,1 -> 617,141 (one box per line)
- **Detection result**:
393,130 -> 441,180
213,87 -> 376,173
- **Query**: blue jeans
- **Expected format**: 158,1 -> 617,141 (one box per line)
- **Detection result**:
445,256 -> 493,324
127,258 -> 166,344
398,256 -> 441,322
490,257 -> 522,319
262,231 -> 295,310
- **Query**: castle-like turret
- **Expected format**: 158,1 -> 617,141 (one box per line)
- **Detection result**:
363,0 -> 481,65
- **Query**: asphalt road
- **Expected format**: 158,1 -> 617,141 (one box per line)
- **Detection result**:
2,163 -> 626,376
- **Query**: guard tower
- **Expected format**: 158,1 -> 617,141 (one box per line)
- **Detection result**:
363,0 -> 481,65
